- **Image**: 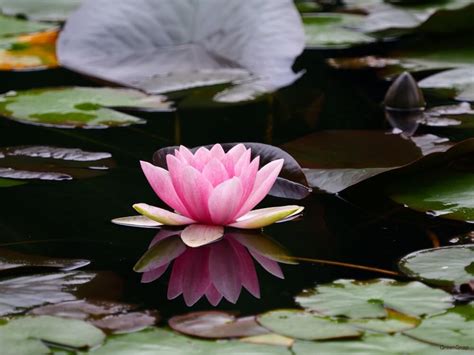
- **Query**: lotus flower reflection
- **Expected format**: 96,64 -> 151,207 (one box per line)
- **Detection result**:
135,230 -> 295,306
133,144 -> 304,247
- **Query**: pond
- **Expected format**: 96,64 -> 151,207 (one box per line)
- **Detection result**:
0,0 -> 473,354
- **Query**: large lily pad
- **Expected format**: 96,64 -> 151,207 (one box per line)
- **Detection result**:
0,87 -> 172,128
419,67 -> 474,102
0,248 -> 89,271
0,145 -> 115,181
91,328 -> 290,355
399,245 -> 474,286
0,272 -> 96,316
0,0 -> 83,22
387,169 -> 474,223
0,315 -> 105,353
0,14 -> 54,38
57,0 -> 304,103
257,309 -> 362,340
296,279 -> 453,319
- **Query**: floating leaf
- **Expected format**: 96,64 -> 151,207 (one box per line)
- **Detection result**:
0,0 -> 83,22
399,245 -> 474,286
0,315 -> 105,352
0,14 -> 54,38
387,169 -> 474,223
423,102 -> 474,129
240,333 -> 294,347
0,178 -> 25,188
91,311 -> 159,334
169,311 -> 269,339
292,333 -> 452,355
0,87 -> 172,128
419,67 -> 474,102
296,279 -> 452,319
0,145 -> 115,181
257,310 -> 362,341
57,0 -> 304,103
0,248 -> 89,272
303,14 -> 375,49
91,328 -> 290,355
348,309 -> 420,333
0,30 -> 58,71
0,272 -> 96,316
405,305 -> 474,350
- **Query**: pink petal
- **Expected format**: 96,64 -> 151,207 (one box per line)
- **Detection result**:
208,177 -> 244,225
202,158 -> 229,187
133,203 -> 195,226
205,284 -> 223,306
167,254 -> 187,299
177,146 -> 195,165
234,149 -> 251,176
141,263 -> 169,283
239,156 -> 260,203
209,239 -> 242,303
250,250 -> 284,279
228,239 -> 260,298
182,247 -> 211,306
222,144 -> 247,176
193,147 -> 211,171
181,224 -> 224,248
209,144 -> 226,160
236,159 -> 284,218
140,161 -> 189,216
229,206 -> 304,229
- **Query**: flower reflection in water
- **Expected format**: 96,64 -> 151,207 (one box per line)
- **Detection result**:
134,230 -> 296,306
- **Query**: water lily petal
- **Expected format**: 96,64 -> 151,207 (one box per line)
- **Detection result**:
193,147 -> 212,171
223,144 -> 247,175
177,145 -> 195,164
208,177 -> 244,225
168,253 -> 187,299
229,238 -> 260,298
229,205 -> 303,229
205,284 -> 223,306
140,161 -> 189,216
149,229 -> 182,248
202,158 -> 229,187
209,144 -> 226,160
234,148 -> 251,176
239,156 -> 260,203
182,247 -> 211,306
209,239 -> 242,303
133,203 -> 195,226
236,159 -> 284,217
249,250 -> 284,279
181,224 -> 224,247
111,215 -> 162,228
141,263 -> 169,283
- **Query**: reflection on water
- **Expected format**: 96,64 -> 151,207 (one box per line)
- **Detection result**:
135,229 -> 295,307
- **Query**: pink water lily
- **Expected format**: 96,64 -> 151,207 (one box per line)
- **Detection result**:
133,144 -> 303,247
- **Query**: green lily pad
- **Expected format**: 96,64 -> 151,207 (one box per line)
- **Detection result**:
0,248 -> 89,271
0,315 -> 105,354
257,309 -> 362,341
0,0 -> 83,22
296,279 -> 453,319
387,169 -> 474,223
404,304 -> 474,350
0,272 -> 96,316
91,328 -> 290,355
0,14 -> 54,38
423,102 -> 474,129
292,333 -> 464,355
0,178 -> 25,187
0,145 -> 115,181
0,87 -> 173,128
303,14 -> 376,49
419,68 -> 474,102
399,245 -> 474,286
348,309 -> 420,333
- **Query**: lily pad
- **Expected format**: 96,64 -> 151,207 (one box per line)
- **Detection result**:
348,309 -> 420,333
292,333 -> 460,355
169,311 -> 269,339
423,102 -> 474,129
58,0 -> 304,103
295,279 -> 453,319
387,169 -> 474,223
257,309 -> 362,341
0,272 -> 96,316
399,245 -> 474,286
404,305 -> 474,350
303,14 -> 376,49
0,87 -> 172,128
0,178 -> 25,188
0,14 -> 54,38
91,328 -> 290,355
0,248 -> 89,271
0,315 -> 105,353
419,67 -> 474,102
0,0 -> 83,22
0,145 -> 115,181
0,30 -> 58,71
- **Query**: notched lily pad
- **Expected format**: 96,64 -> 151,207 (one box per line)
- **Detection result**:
295,279 -> 452,319
0,87 -> 173,128
169,311 -> 269,339
0,145 -> 115,181
399,245 -> 474,286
